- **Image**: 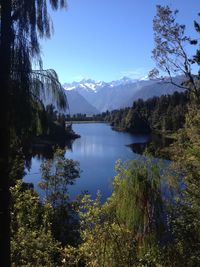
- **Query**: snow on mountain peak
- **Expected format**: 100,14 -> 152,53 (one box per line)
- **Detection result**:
63,76 -> 147,92
139,75 -> 149,81
63,79 -> 108,92
63,75 -> 183,115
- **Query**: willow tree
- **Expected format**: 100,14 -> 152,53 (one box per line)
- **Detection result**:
67,160 -> 165,266
0,1 -> 67,266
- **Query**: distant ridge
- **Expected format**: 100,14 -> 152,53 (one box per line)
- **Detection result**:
63,76 -> 185,114
66,90 -> 99,115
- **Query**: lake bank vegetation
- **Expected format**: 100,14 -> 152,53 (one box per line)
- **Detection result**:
103,91 -> 188,135
31,103 -> 79,148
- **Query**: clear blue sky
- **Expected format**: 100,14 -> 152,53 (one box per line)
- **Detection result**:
40,0 -> 200,84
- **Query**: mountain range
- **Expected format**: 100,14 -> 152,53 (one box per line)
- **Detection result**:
63,76 -> 184,115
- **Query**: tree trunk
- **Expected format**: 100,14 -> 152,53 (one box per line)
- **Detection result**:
0,0 -> 12,266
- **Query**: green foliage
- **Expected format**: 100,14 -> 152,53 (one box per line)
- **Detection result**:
124,108 -> 150,133
5,1 -> 69,145
68,192 -> 139,267
64,159 -> 168,267
34,104 -> 73,147
103,91 -> 188,134
39,148 -> 80,208
148,8 -> 200,264
11,108 -> 200,266
11,181 -> 61,266
111,160 -> 164,241
166,107 -> 200,266
11,149 -> 80,265
152,5 -> 192,77
0,1 -> 68,265
151,5 -> 200,102
39,148 -> 80,245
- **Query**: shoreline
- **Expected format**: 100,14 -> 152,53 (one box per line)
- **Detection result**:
66,121 -> 105,124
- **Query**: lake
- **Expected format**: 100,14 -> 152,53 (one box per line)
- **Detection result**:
24,123 -> 150,201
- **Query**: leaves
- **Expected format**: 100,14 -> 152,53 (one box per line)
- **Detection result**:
11,181 -> 61,266
151,5 -> 200,101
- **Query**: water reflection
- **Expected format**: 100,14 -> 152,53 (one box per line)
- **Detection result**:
129,134 -> 174,159
24,123 -> 150,201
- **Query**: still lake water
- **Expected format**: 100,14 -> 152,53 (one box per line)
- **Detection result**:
24,123 -> 150,201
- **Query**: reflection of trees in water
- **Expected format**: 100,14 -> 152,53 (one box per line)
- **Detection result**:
24,138 -> 75,171
129,134 -> 174,159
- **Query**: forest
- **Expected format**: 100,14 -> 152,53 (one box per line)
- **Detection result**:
105,91 -> 188,133
68,90 -> 188,135
1,1 -> 200,267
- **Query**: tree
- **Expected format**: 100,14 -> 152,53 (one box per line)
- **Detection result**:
160,107 -> 200,266
0,1 -> 67,265
150,8 -> 200,263
64,160 -> 167,267
39,149 -> 80,244
125,108 -> 151,134
112,160 -> 165,245
11,181 -> 61,266
150,5 -> 200,100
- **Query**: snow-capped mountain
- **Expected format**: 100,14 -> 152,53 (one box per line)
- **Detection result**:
63,76 -> 185,114
63,77 -> 143,113
109,76 -> 138,87
63,77 -> 137,92
63,79 -> 108,93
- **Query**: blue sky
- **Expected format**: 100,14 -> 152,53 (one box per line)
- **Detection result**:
41,0 -> 200,84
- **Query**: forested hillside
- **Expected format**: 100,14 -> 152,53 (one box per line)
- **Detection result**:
103,91 -> 189,134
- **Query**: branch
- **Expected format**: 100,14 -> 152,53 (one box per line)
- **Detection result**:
32,70 -> 62,88
29,91 -> 45,108
32,69 -> 68,109
11,3 -> 23,21
163,79 -> 189,91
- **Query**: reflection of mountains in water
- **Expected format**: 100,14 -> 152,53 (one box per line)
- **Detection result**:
128,134 -> 174,159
